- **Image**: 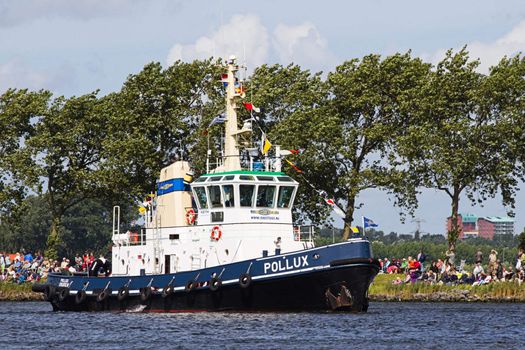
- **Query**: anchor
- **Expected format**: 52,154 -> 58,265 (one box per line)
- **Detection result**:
325,284 -> 353,310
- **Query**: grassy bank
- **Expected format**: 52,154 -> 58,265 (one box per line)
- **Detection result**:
3,274 -> 525,303
0,282 -> 43,301
369,273 -> 525,302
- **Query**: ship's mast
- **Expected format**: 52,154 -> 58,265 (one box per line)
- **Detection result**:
222,56 -> 242,171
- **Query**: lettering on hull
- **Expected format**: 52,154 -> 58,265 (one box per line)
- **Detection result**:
263,255 -> 309,274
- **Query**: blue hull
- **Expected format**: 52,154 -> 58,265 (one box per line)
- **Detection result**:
34,240 -> 380,312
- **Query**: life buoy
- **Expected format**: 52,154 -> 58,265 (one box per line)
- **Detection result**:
185,209 -> 196,225
140,287 -> 152,302
117,286 -> 129,301
210,226 -> 222,241
75,290 -> 87,304
209,277 -> 222,292
239,273 -> 252,289
57,287 -> 69,302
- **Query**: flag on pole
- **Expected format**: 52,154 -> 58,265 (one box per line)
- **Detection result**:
285,159 -> 302,173
350,227 -> 360,233
221,73 -> 228,87
209,114 -> 227,127
278,149 -> 300,156
262,139 -> 272,155
324,198 -> 346,218
363,216 -> 378,229
243,102 -> 260,113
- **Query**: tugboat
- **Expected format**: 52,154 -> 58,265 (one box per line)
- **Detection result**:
33,56 -> 380,312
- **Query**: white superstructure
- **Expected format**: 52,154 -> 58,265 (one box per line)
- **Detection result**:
111,56 -> 313,276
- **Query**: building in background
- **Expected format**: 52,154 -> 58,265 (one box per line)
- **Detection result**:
446,213 -> 515,240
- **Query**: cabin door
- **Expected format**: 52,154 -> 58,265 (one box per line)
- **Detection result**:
165,254 -> 179,273
164,255 -> 170,274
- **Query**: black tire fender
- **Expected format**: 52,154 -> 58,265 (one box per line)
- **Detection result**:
185,281 -> 195,292
209,277 -> 222,292
140,287 -> 152,302
57,287 -> 69,302
162,284 -> 174,298
239,273 -> 252,289
44,285 -> 56,301
97,289 -> 110,303
117,286 -> 129,301
75,290 -> 87,304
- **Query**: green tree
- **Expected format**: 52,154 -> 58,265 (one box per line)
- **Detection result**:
240,64 -> 325,224
101,59 -> 222,197
9,93 -> 111,259
0,89 -> 50,216
274,53 -> 429,238
399,49 -> 525,254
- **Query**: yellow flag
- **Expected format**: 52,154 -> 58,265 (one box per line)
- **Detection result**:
351,227 -> 359,233
262,139 -> 272,155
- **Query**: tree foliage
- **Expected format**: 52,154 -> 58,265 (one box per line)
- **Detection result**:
398,49 -> 525,252
0,50 -> 524,257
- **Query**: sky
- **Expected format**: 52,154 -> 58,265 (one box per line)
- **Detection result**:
0,0 -> 524,235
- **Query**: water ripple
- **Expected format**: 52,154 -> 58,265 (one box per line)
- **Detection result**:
1,302 -> 524,349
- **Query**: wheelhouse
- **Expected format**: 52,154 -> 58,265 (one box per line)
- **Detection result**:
191,171 -> 298,225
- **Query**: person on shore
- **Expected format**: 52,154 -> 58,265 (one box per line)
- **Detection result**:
516,249 -> 524,271
417,250 -> 426,271
445,250 -> 455,267
495,260 -> 503,280
473,262 -> 484,280
475,250 -> 483,264
488,249 -> 498,274
504,266 -> 514,281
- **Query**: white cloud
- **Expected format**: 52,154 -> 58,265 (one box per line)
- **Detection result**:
167,14 -> 269,69
273,22 -> 337,71
426,20 -> 525,73
0,0 -> 150,27
166,14 -> 337,73
0,58 -> 76,94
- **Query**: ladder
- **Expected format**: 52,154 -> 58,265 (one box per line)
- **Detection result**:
191,253 -> 201,270
151,215 -> 162,274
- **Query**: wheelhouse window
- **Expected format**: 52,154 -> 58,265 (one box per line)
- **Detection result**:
239,185 -> 255,207
222,185 -> 235,207
256,185 -> 276,208
193,187 -> 208,209
277,176 -> 294,182
208,185 -> 223,208
277,186 -> 295,208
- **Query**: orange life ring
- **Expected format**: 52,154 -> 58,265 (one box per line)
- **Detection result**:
185,209 -> 196,225
210,226 -> 222,241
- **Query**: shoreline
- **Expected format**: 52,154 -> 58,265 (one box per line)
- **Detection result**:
3,273 -> 525,303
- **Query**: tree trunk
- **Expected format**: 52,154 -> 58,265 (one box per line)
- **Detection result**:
448,189 -> 460,253
342,196 -> 356,240
45,216 -> 61,261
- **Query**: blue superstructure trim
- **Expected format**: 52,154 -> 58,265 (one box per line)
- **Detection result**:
157,178 -> 190,195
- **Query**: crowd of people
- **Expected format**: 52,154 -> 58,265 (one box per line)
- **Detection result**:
381,248 -> 525,286
0,251 -> 111,284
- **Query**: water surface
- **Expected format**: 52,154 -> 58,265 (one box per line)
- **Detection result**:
1,302 -> 523,349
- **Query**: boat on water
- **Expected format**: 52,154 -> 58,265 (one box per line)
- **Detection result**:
33,56 -> 380,312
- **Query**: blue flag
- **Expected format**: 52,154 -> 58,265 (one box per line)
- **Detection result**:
209,114 -> 227,127
363,216 -> 378,229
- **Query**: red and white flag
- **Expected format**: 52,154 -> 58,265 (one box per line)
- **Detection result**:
242,102 -> 260,113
